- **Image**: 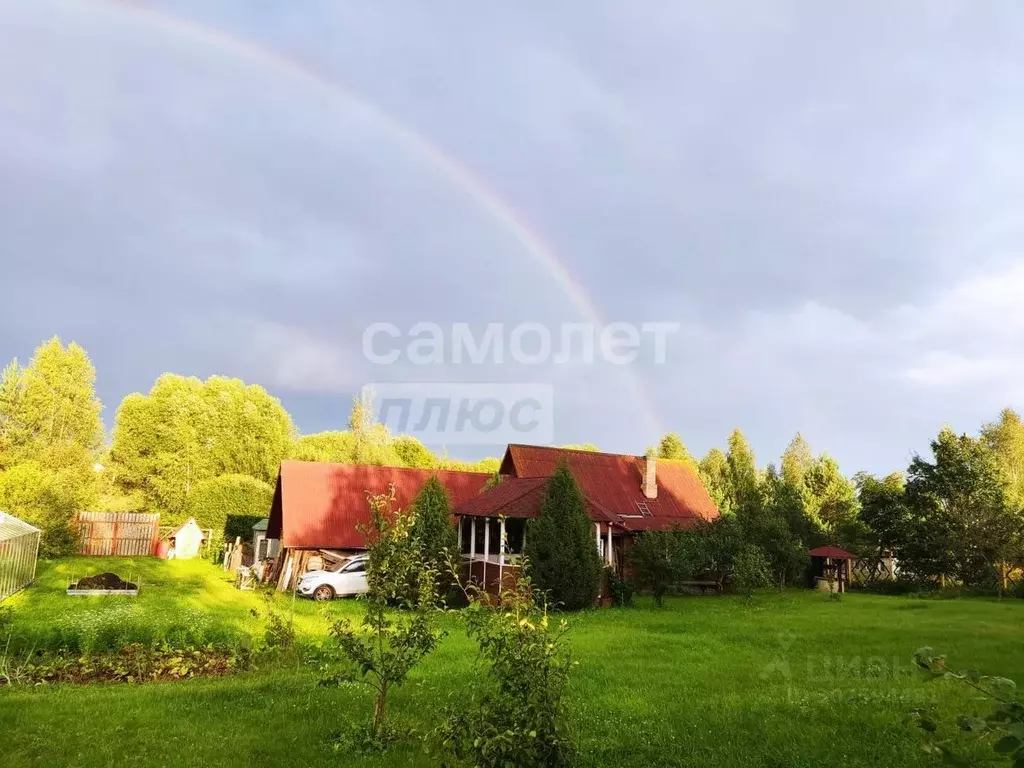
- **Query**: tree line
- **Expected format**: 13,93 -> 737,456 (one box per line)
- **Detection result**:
0,338 -> 497,554
645,415 -> 1024,590
2,336 -> 1022,584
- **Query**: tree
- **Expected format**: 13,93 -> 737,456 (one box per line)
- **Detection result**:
804,455 -> 860,541
0,460 -> 77,556
328,487 -> 440,740
0,339 -> 105,547
981,408 -> 1024,511
392,435 -> 436,468
630,529 -> 687,606
855,471 -> 908,555
560,443 -> 599,452
523,464 -> 602,610
903,427 -> 1018,587
737,498 -> 807,588
410,476 -> 459,597
109,374 -> 293,517
289,431 -> 357,462
781,433 -> 814,488
347,388 -> 401,466
699,448 -> 733,516
0,360 -> 28,470
109,377 -> 212,517
726,429 -> 760,515
651,433 -> 700,473
761,463 -> 822,549
16,338 -> 103,463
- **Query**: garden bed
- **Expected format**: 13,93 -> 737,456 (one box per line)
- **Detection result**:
67,572 -> 139,597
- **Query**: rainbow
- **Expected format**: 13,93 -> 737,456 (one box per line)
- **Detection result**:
88,0 -> 666,441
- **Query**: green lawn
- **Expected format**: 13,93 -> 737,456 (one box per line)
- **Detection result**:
2,558 -> 1023,767
0,556 -> 342,651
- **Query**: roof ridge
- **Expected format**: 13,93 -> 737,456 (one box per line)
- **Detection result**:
281,459 -> 491,476
508,443 -> 644,461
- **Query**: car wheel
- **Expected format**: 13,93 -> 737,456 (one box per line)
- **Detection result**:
313,584 -> 335,602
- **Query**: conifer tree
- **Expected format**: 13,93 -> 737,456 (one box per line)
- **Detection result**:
524,463 -> 602,610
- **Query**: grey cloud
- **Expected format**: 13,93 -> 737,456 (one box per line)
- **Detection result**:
2,0 -> 1023,472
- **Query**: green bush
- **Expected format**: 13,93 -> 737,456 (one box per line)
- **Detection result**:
524,464 -> 602,611
182,474 -> 273,541
731,544 -> 771,596
630,530 -> 685,607
606,567 -> 634,607
0,461 -> 77,557
441,574 -> 577,768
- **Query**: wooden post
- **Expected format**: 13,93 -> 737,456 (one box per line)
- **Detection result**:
470,517 -> 476,560
595,523 -> 601,557
498,518 -> 506,568
483,518 -> 490,592
606,525 -> 613,567
498,517 -> 506,595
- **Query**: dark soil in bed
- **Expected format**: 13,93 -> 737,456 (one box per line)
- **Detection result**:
69,573 -> 138,591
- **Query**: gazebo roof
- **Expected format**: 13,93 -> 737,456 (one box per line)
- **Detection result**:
808,545 -> 856,560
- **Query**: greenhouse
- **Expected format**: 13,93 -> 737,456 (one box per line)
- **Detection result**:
0,511 -> 41,602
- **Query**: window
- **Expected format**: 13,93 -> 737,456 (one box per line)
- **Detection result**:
344,560 -> 367,573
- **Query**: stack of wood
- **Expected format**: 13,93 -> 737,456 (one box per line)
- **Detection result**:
268,548 -> 356,591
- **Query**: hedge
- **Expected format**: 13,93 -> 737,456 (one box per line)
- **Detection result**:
183,474 -> 274,542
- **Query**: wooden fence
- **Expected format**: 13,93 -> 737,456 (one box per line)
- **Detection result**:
76,512 -> 160,556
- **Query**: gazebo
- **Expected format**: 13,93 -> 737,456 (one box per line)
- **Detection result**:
808,545 -> 856,593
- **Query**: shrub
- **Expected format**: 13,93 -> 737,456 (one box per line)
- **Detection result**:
182,474 -> 273,540
731,544 -> 771,596
441,572 -> 577,768
1,643 -> 252,686
606,567 -> 634,607
523,463 -> 602,610
630,529 -> 686,607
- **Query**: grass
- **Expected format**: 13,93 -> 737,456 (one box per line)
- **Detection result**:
0,556 -> 343,651
2,558 -> 1023,767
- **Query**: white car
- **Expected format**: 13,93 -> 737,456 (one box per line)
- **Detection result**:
297,555 -> 370,601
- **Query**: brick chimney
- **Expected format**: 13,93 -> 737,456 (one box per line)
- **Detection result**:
642,455 -> 658,499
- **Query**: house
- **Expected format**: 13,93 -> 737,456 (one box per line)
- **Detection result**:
266,460 -> 492,590
453,444 -> 719,594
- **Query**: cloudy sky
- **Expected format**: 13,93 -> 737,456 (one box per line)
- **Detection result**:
1,0 -> 1022,474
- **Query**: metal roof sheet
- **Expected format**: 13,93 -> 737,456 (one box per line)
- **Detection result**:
460,445 -> 720,531
267,461 -> 492,549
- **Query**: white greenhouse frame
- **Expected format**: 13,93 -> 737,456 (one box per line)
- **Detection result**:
0,511 -> 41,602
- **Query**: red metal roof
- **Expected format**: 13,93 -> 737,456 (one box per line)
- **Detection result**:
808,545 -> 857,560
456,477 -> 549,518
458,445 -> 719,531
267,460 -> 492,549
